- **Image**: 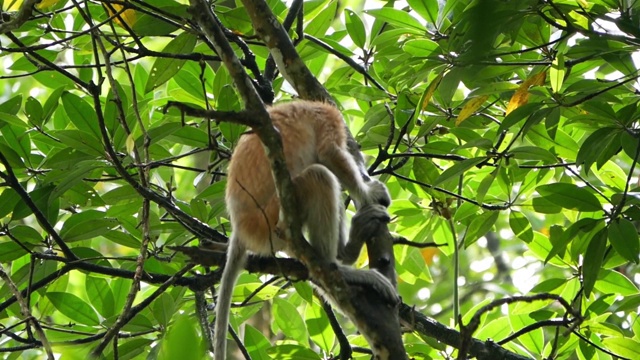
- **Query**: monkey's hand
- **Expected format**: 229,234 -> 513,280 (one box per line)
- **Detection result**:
361,179 -> 391,208
340,266 -> 400,305
340,204 -> 390,265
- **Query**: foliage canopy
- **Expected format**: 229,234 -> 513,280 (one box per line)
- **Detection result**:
1,0 -> 640,359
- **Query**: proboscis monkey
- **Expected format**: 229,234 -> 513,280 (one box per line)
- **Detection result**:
214,101 -> 396,360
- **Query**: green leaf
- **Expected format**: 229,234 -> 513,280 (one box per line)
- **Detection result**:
413,157 -> 440,194
536,183 -> 602,212
364,8 -> 425,34
348,85 -> 388,101
407,0 -> 439,25
111,339 -> 154,360
621,131 -> 640,159
152,292 -> 175,327
25,96 -> 43,127
510,211 -> 533,242
12,185 -> 59,225
49,160 -> 104,200
498,102 -> 542,133
61,92 -> 101,141
576,127 -> 620,173
0,241 -> 31,262
85,276 -> 116,318
9,225 -> 43,244
0,188 -> 21,219
345,9 -> 366,49
583,229 -> 607,297
54,130 -> 104,156
0,94 -> 23,115
158,312 -> 206,360
267,344 -> 322,360
403,39 -> 440,57
60,210 -> 119,242
547,219 -> 600,263
510,146 -> 557,163
530,278 -> 566,293
0,112 -> 28,128
509,315 -> 544,355
145,32 -> 198,93
601,337 -> 640,359
608,218 -> 640,264
545,106 -> 560,139
243,325 -> 271,359
1,125 -> 31,164
273,298 -> 308,345
475,169 -> 496,204
305,303 -> 333,352
132,2 -> 187,36
433,157 -> 486,186
304,1 -> 337,38
46,291 -> 100,326
464,210 -> 499,247
595,269 -> 639,296
292,282 -> 314,304
103,230 -> 140,248
550,52 -> 565,93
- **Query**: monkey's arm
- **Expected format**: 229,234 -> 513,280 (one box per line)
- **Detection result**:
318,145 -> 391,208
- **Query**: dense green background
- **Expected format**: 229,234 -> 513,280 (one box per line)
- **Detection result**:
1,0 -> 639,359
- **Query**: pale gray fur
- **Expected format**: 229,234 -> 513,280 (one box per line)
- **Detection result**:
214,237 -> 246,360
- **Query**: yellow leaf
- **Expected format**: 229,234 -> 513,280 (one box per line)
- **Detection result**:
7,1 -> 22,10
419,71 -> 445,111
420,247 -> 438,265
505,71 -> 547,114
36,0 -> 61,9
126,134 -> 135,156
506,88 -> 529,115
105,3 -> 137,28
456,95 -> 488,125
529,71 -> 547,86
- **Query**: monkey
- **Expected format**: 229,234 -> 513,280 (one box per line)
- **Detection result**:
214,101 -> 396,360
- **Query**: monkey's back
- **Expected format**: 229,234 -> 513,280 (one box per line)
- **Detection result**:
225,101 -> 347,255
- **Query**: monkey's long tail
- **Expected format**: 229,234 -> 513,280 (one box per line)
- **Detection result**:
213,238 -> 247,360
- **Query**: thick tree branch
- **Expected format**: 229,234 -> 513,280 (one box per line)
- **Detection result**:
240,0 -> 369,178
399,304 -> 532,360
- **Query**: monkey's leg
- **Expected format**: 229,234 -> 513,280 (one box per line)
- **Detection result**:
292,164 -> 343,261
292,166 -> 398,304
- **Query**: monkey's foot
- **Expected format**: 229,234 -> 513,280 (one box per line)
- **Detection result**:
340,266 -> 400,305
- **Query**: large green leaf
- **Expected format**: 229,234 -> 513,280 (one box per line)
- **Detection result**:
273,298 -> 308,345
145,32 -> 198,93
583,229 -> 607,297
158,312 -> 206,360
345,9 -> 366,49
536,183 -> 602,212
407,0 -> 439,25
608,218 -> 640,264
364,8 -> 425,34
433,157 -> 486,187
46,291 -> 100,326
85,276 -> 116,319
61,92 -> 101,141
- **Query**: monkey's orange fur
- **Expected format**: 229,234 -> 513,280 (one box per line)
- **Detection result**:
225,101 -> 378,255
